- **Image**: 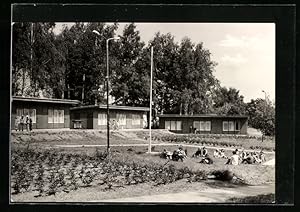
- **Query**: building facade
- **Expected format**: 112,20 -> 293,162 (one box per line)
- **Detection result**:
158,114 -> 248,135
11,96 -> 80,129
70,105 -> 149,129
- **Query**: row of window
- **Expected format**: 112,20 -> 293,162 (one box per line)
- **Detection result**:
223,121 -> 240,132
48,109 -> 64,123
97,113 -> 141,126
165,120 -> 240,131
16,108 -> 65,124
165,120 -> 182,130
194,121 -> 211,131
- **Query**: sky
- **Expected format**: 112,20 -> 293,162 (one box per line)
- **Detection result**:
53,22 -> 275,103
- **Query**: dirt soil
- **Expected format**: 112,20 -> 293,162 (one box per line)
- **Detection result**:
11,179 -> 209,202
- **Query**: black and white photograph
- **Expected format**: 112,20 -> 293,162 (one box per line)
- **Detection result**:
9,4 -> 294,205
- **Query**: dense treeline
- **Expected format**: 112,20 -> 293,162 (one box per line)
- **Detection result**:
12,22 -> 275,136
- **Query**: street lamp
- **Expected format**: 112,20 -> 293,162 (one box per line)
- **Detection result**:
93,30 -> 120,154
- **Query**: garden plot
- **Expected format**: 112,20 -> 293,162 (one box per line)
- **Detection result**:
11,142 -> 274,202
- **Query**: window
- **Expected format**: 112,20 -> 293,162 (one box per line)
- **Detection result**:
58,110 -> 64,123
165,120 -> 182,131
235,121 -> 240,131
29,109 -> 36,123
176,121 -> 182,130
193,121 -> 200,130
16,108 -> 36,123
132,114 -> 141,125
223,121 -> 235,132
223,121 -> 228,131
98,113 -> 107,125
228,121 -> 234,131
170,121 -> 176,130
48,109 -> 53,123
16,108 -> 23,117
117,113 -> 126,125
24,108 -> 30,117
165,121 -> 171,130
194,121 -> 211,131
205,121 -> 211,131
48,108 -> 64,123
53,110 -> 59,123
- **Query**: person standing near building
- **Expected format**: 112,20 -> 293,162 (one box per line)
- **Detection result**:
26,115 -> 30,131
19,115 -> 24,131
29,117 -> 33,131
15,116 -> 20,131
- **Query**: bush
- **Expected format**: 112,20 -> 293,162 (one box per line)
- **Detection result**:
153,134 -> 274,151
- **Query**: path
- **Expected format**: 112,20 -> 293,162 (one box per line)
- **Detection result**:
100,184 -> 275,203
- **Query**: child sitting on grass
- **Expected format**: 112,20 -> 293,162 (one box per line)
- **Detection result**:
199,154 -> 214,164
225,150 -> 239,165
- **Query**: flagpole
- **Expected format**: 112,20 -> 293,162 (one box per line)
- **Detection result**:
148,46 -> 153,153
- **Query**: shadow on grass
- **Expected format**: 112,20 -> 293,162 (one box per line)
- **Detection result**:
204,180 -> 248,189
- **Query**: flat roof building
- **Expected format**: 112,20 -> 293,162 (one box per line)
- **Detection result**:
158,114 -> 248,135
11,96 -> 80,130
70,105 -> 150,130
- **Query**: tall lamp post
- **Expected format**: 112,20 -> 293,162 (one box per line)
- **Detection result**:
93,30 -> 120,154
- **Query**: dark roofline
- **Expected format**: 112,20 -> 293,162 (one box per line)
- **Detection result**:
12,96 -> 81,105
71,104 -> 150,112
157,114 -> 248,119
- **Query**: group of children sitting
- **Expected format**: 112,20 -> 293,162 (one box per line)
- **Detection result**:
192,147 -> 214,164
161,146 -> 213,164
217,148 -> 266,165
161,146 -> 266,165
161,147 -> 187,162
239,149 -> 266,164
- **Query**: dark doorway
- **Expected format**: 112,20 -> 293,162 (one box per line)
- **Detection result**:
87,112 -> 93,129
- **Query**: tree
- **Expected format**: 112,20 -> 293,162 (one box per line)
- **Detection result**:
213,87 -> 246,115
61,22 -> 118,104
12,22 -> 64,98
110,23 -> 147,106
142,33 -> 219,116
148,32 -> 179,114
12,22 -> 31,96
172,38 -> 218,114
246,98 -> 275,136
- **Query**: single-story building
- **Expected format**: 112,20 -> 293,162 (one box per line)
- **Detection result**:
70,105 -> 150,129
158,114 -> 248,135
11,96 -> 80,129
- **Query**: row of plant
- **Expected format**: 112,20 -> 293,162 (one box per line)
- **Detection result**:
11,147 -> 242,197
151,135 -> 275,152
151,133 -> 275,141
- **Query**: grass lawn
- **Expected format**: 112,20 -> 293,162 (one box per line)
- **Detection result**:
12,129 -> 275,152
86,145 -> 275,185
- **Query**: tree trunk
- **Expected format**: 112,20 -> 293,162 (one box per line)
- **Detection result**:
12,66 -> 18,96
190,105 -> 194,115
184,102 -> 189,115
21,68 -> 25,96
67,84 -> 70,99
179,103 -> 182,115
